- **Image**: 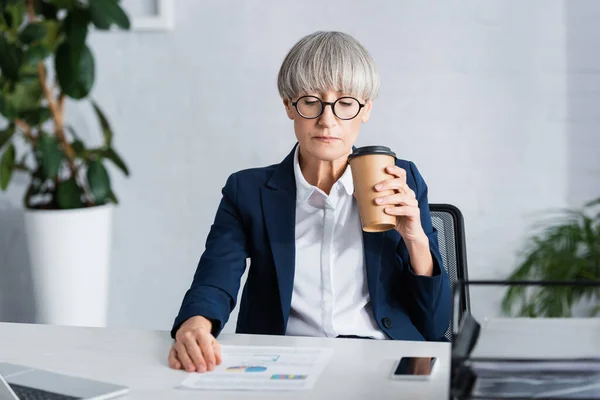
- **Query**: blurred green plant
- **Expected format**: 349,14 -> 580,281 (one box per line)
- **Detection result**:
0,0 -> 130,209
501,198 -> 600,317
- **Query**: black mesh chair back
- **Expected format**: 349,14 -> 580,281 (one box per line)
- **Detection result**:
429,203 -> 470,340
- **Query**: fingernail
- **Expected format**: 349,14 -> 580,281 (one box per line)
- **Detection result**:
208,363 -> 215,370
376,198 -> 383,204
198,365 -> 206,372
375,184 -> 382,190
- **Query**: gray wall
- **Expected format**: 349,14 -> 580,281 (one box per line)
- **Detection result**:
566,1 -> 600,207
1,0 -> 598,331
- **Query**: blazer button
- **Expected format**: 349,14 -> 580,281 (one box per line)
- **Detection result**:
382,317 -> 393,329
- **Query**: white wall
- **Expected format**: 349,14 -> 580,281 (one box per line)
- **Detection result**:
2,0 -> 597,331
566,1 -> 600,207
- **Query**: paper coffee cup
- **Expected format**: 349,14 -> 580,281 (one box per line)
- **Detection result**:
348,146 -> 397,232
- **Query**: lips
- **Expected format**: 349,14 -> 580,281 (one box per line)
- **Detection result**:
313,136 -> 340,142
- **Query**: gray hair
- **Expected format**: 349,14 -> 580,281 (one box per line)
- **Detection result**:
277,31 -> 380,101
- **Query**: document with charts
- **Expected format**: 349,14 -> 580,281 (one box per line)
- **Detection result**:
178,345 -> 334,391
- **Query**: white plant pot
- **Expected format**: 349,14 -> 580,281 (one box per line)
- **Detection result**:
24,204 -> 113,327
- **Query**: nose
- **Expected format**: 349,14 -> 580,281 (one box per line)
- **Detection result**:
318,103 -> 337,128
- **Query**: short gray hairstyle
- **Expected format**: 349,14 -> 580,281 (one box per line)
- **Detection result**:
277,31 -> 380,101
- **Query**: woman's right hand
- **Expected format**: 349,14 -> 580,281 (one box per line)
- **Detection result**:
168,316 -> 222,373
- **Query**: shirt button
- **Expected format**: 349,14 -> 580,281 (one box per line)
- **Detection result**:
382,317 -> 393,329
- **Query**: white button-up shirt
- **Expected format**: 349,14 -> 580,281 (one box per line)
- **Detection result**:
285,146 -> 386,339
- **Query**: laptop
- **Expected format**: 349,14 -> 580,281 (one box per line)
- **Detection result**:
0,363 -> 128,400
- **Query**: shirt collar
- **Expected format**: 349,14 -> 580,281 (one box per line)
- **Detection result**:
293,146 -> 354,204
338,161 -> 355,196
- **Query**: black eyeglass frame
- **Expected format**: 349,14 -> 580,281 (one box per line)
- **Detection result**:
291,95 -> 366,120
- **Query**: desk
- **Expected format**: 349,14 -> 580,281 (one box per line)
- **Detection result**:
0,322 -> 450,399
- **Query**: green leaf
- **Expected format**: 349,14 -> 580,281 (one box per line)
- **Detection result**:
22,43 -> 51,67
103,147 -> 129,176
18,23 -> 47,44
0,143 -> 15,190
20,107 -> 51,126
88,0 -> 111,30
34,0 -> 59,20
87,159 -> 110,203
71,139 -> 85,156
91,100 -> 112,146
0,89 -> 17,119
39,20 -> 60,53
89,0 -> 130,30
64,8 -> 90,52
107,190 -> 118,204
38,133 -> 63,179
108,1 -> 130,30
55,42 -> 95,100
48,0 -> 76,9
5,1 -> 25,31
0,33 -> 21,81
54,43 -> 74,93
56,177 -> 84,209
0,124 -> 15,149
9,78 -> 43,112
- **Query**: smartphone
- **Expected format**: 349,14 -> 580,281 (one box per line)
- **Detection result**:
391,357 -> 438,380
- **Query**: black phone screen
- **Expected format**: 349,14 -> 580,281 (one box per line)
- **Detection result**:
393,357 -> 437,376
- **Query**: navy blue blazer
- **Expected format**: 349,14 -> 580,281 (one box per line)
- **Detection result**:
172,145 -> 451,341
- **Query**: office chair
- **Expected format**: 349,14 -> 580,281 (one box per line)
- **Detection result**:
429,203 -> 471,341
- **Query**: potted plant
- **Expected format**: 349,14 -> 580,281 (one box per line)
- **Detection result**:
501,198 -> 600,317
0,0 -> 130,327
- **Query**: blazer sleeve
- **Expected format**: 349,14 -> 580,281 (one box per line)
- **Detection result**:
171,173 -> 249,338
396,161 -> 451,341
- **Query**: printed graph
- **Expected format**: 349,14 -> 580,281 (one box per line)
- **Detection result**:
226,366 -> 268,373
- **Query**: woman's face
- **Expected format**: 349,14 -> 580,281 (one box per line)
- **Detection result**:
283,91 -> 372,162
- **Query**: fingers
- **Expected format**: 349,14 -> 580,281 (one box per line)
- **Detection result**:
384,205 -> 420,217
182,332 -> 207,372
213,339 -> 223,365
171,316 -> 221,374
172,335 -> 221,373
168,346 -> 182,370
174,342 -> 197,372
375,179 -> 405,192
199,336 -> 217,371
374,166 -> 405,191
375,178 -> 415,199
385,165 -> 406,180
375,193 -> 418,207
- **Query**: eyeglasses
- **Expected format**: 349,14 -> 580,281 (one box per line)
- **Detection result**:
291,96 -> 365,120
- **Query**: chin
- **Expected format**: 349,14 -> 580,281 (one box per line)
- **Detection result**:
306,141 -> 350,162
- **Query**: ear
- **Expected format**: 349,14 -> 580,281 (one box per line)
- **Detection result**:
283,98 -> 295,120
360,100 -> 373,123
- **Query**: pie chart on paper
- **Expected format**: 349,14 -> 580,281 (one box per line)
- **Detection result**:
226,366 -> 268,373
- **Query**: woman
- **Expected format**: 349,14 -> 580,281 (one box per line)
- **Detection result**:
168,31 -> 451,373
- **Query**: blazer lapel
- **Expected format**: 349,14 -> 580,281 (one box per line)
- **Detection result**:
363,231 -> 384,314
261,145 -> 298,329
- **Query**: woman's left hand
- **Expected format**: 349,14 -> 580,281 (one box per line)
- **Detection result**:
374,165 -> 427,243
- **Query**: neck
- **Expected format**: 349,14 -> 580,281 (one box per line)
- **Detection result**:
298,147 -> 350,195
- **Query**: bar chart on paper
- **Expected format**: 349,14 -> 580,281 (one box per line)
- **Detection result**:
178,345 -> 333,391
